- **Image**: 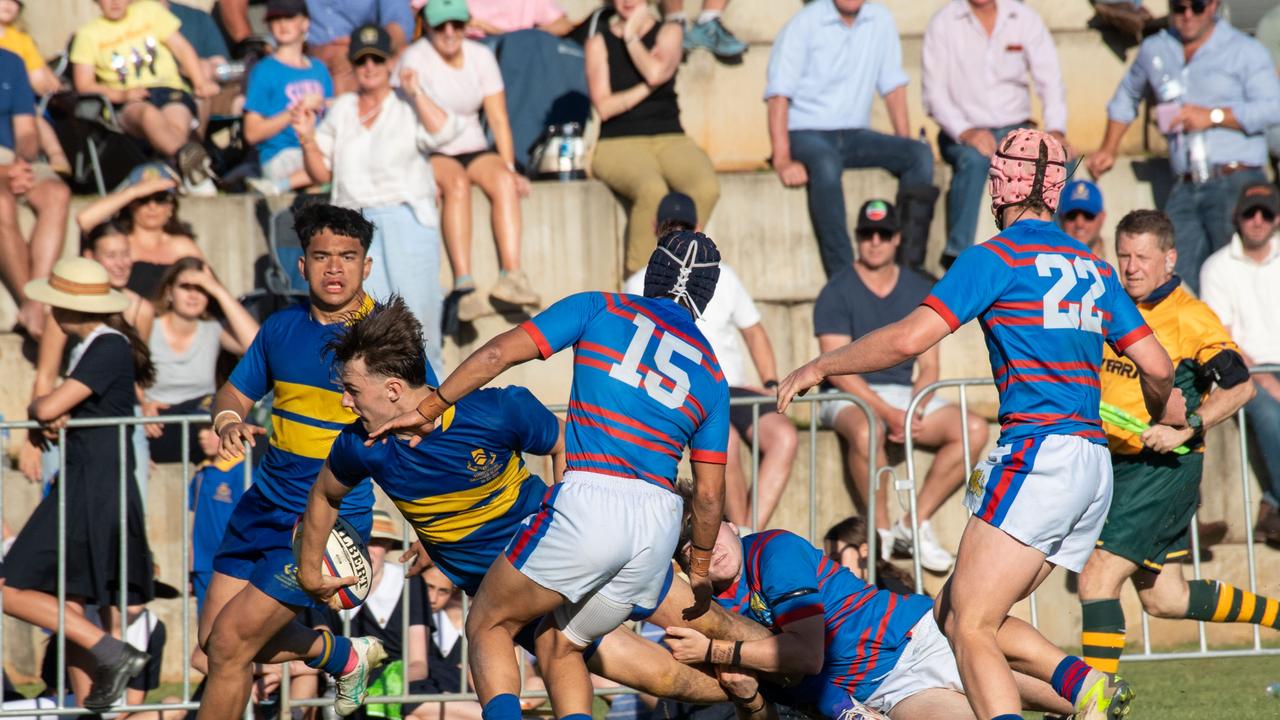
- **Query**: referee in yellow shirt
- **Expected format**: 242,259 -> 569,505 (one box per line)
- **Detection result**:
1077,210 -> 1278,675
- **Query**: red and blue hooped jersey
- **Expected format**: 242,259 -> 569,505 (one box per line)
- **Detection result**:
922,220 -> 1151,446
521,292 -> 730,491
714,530 -> 933,711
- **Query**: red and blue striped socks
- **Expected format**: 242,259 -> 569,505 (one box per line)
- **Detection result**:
1051,655 -> 1092,704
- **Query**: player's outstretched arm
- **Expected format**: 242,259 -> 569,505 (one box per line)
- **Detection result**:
211,382 -> 266,461
685,460 -> 727,621
365,326 -> 542,445
664,615 -> 825,676
777,306 -> 951,412
1122,333 -> 1181,427
296,465 -> 358,606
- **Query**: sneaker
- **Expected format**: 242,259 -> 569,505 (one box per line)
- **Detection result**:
245,176 -> 282,197
456,289 -> 493,323
1074,670 -> 1135,720
183,176 -> 218,197
889,519 -> 954,573
334,636 -> 388,716
488,270 -> 541,308
1255,502 -> 1280,544
875,527 -> 894,562
684,18 -> 747,58
82,644 -> 150,711
176,141 -> 215,186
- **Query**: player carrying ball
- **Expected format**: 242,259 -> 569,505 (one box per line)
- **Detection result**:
779,129 -> 1183,720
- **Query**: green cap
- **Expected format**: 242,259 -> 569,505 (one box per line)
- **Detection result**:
425,0 -> 470,27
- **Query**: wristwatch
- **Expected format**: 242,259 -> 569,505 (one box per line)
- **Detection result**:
1187,411 -> 1204,440
1209,107 -> 1225,126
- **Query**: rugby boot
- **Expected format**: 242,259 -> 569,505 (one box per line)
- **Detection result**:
83,644 -> 150,711
1073,670 -> 1134,720
334,636 -> 389,716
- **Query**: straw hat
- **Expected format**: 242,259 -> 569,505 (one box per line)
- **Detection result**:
369,508 -> 406,548
25,257 -> 129,314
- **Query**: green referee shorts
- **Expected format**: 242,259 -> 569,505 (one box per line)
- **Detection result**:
1096,451 -> 1204,572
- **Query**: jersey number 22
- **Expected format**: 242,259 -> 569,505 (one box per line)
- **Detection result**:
609,315 -> 701,409
1037,254 -> 1104,334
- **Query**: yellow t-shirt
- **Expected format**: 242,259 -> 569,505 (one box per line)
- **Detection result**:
69,0 -> 185,91
0,27 -> 46,72
1100,283 -> 1238,455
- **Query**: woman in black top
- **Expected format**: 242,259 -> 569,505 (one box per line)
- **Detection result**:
585,0 -> 720,274
4,257 -> 156,711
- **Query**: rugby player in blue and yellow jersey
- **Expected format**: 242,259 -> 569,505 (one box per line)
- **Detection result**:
197,205 -> 437,720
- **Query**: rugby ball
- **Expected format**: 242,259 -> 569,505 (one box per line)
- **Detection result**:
292,517 -> 373,610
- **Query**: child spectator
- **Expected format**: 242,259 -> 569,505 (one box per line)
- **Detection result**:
75,162 -> 204,298
244,0 -> 333,196
189,426 -> 246,614
143,257 -> 259,464
400,0 -> 540,322
3,257 -> 156,712
69,0 -> 219,194
0,0 -> 71,173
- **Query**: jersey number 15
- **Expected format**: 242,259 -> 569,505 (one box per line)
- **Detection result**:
1037,254 -> 1104,334
609,315 -> 701,409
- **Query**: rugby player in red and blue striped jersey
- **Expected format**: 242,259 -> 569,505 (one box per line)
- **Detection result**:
779,129 -> 1183,720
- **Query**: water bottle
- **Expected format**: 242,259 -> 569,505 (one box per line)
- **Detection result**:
557,126 -> 573,175
1268,682 -> 1280,698
1187,131 -> 1211,183
214,61 -> 246,84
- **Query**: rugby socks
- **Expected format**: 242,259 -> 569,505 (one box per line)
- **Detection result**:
560,714 -> 592,720
1185,579 -> 1280,628
88,635 -> 126,666
1050,655 -> 1092,704
305,628 -> 356,676
1081,599 -> 1127,674
990,715 -> 1023,720
481,693 -> 521,720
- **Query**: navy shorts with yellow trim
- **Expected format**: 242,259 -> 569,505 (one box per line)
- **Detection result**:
1097,451 -> 1203,572
212,484 -> 371,609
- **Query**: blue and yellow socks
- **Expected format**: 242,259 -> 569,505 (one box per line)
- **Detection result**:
1081,598 -> 1127,674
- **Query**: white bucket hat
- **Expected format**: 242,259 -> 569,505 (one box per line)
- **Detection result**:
25,257 -> 129,314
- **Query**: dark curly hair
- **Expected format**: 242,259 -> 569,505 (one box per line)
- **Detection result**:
294,203 -> 375,252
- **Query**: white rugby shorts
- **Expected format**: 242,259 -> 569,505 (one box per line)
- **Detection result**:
504,471 -> 683,615
864,612 -> 963,713
964,433 -> 1112,572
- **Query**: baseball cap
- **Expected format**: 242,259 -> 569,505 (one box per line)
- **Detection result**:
369,509 -> 404,547
425,0 -> 470,27
348,24 -> 393,63
855,199 -> 899,235
657,192 -> 698,228
265,0 -> 308,20
1236,182 -> 1280,218
1058,180 -> 1103,217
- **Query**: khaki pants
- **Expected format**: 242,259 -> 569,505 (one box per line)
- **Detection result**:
591,133 -> 719,273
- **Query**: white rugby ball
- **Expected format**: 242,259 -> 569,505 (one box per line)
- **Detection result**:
292,516 -> 373,609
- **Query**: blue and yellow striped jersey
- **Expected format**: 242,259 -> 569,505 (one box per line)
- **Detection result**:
326,385 -> 559,595
228,299 -> 440,515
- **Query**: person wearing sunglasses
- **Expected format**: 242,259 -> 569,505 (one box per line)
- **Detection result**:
303,0 -> 414,95
295,23 -> 460,376
1056,179 -> 1107,257
1087,0 -> 1280,295
1201,182 -> 1280,546
399,0 -> 541,324
811,199 -> 989,576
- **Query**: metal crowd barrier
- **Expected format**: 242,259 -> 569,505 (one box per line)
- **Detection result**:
899,368 -> 1280,664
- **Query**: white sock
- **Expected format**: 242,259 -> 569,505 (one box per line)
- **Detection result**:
696,10 -> 721,24
664,11 -> 687,23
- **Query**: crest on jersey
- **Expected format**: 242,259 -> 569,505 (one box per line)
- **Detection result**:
748,592 -> 774,626
467,448 -> 504,482
214,482 -> 232,503
865,201 -> 889,221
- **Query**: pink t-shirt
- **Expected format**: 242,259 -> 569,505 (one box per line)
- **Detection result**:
397,38 -> 504,156
467,0 -> 566,35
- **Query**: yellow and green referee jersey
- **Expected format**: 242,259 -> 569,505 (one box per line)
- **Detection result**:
227,297 -> 404,515
1100,279 -> 1239,456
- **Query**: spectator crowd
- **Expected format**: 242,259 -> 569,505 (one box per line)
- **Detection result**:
3,0 -> 1280,716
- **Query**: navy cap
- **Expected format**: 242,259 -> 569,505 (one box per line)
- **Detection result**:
1058,180 -> 1103,217
1237,182 -> 1280,218
265,0 -> 308,19
349,24 -> 393,62
656,192 -> 698,228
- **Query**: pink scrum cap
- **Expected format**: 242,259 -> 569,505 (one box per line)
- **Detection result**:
988,128 -> 1068,228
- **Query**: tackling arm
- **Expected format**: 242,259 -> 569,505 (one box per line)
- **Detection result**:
296,465 -> 355,603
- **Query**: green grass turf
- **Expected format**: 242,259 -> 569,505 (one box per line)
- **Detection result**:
1023,655 -> 1280,719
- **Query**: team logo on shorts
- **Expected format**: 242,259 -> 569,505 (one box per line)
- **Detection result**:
967,467 -> 985,497
275,563 -> 301,591
748,592 -> 775,627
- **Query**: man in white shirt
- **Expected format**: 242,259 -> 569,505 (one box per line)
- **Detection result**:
923,0 -> 1068,267
1199,181 -> 1280,543
623,193 -> 798,529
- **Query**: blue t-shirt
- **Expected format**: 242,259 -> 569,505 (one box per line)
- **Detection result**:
0,49 -> 34,151
326,386 -> 558,595
715,530 -> 933,715
189,458 -> 247,572
521,292 -> 730,491
922,220 -> 1151,445
813,266 -> 934,387
244,55 -> 333,166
